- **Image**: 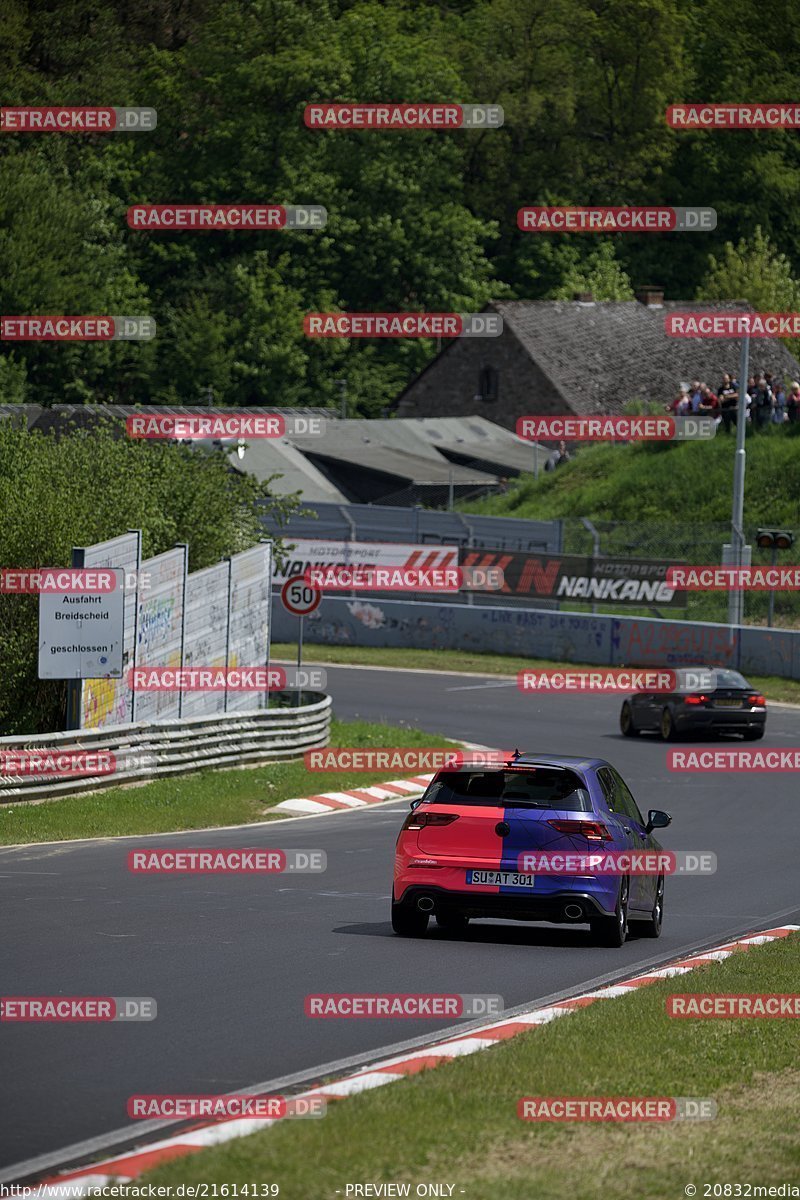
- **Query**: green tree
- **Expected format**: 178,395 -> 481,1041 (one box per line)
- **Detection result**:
697,226 -> 800,358
0,421 -> 302,734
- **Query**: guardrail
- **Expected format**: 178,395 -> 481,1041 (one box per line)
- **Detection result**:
0,693 -> 332,804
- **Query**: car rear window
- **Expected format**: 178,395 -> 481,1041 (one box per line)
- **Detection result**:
424,768 -> 592,811
710,670 -> 749,689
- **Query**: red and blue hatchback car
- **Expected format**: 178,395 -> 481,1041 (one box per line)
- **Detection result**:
392,754 -> 672,947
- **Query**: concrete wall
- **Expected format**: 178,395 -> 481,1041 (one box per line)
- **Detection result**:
273,596 -> 800,680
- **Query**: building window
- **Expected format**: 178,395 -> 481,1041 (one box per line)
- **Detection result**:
478,365 -> 499,403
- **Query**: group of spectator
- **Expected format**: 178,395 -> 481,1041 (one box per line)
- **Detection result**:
667,374 -> 800,431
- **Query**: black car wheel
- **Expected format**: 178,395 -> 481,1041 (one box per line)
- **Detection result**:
436,912 -> 469,934
630,875 -> 664,939
391,893 -> 429,937
659,708 -> 678,742
620,702 -> 639,737
590,877 -> 629,947
742,728 -> 765,740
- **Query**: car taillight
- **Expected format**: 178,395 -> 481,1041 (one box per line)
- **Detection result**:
683,694 -> 709,706
748,693 -> 766,706
547,819 -> 612,842
401,811 -> 460,831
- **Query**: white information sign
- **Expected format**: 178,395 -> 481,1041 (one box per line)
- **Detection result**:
39,569 -> 125,679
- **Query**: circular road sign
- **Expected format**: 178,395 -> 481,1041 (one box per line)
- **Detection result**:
280,576 -> 322,617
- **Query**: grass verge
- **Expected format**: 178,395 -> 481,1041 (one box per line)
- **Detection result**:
139,933 -> 800,1199
0,718 -> 455,846
273,643 -> 800,705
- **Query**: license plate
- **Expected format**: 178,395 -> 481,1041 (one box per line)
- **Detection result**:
714,698 -> 742,708
466,870 -> 535,888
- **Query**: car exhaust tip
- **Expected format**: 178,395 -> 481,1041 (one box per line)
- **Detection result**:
417,896 -> 435,912
564,903 -> 584,921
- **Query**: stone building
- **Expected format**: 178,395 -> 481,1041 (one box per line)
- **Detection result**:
393,292 -> 800,431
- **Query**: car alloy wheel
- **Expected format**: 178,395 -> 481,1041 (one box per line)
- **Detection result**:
631,875 -> 664,938
590,877 -> 629,947
660,708 -> 677,741
620,702 -> 638,737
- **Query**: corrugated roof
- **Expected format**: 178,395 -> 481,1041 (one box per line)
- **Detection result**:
289,424 -> 497,485
393,416 -> 536,473
227,438 -> 348,503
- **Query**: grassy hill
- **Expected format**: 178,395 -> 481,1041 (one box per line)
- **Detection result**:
461,425 -> 800,626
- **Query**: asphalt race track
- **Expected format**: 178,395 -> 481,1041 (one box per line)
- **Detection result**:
2,664 -> 799,1177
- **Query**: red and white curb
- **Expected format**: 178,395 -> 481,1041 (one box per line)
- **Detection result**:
33,923 -> 799,1195
275,774 -> 434,815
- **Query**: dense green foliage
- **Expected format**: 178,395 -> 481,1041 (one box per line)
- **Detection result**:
2,0 -> 800,411
0,421 -> 297,733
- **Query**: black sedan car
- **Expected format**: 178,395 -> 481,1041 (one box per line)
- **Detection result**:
620,668 -> 767,741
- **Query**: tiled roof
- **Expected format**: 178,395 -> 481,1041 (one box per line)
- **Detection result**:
492,299 -> 800,413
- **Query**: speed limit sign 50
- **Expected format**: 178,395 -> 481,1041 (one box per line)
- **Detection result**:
280,577 -> 322,616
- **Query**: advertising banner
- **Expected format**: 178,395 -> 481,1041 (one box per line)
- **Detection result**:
458,550 -> 687,608
181,561 -> 231,717
273,540 -> 459,586
134,547 -> 187,723
79,531 -> 141,729
226,543 -> 273,713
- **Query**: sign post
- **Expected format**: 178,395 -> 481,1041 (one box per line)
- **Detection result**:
280,578 -> 321,705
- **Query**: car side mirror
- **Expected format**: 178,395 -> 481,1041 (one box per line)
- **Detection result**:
645,809 -> 672,835
410,798 -> 424,811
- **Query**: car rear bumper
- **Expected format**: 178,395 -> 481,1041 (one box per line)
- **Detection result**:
674,709 -> 766,732
393,883 -> 617,922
